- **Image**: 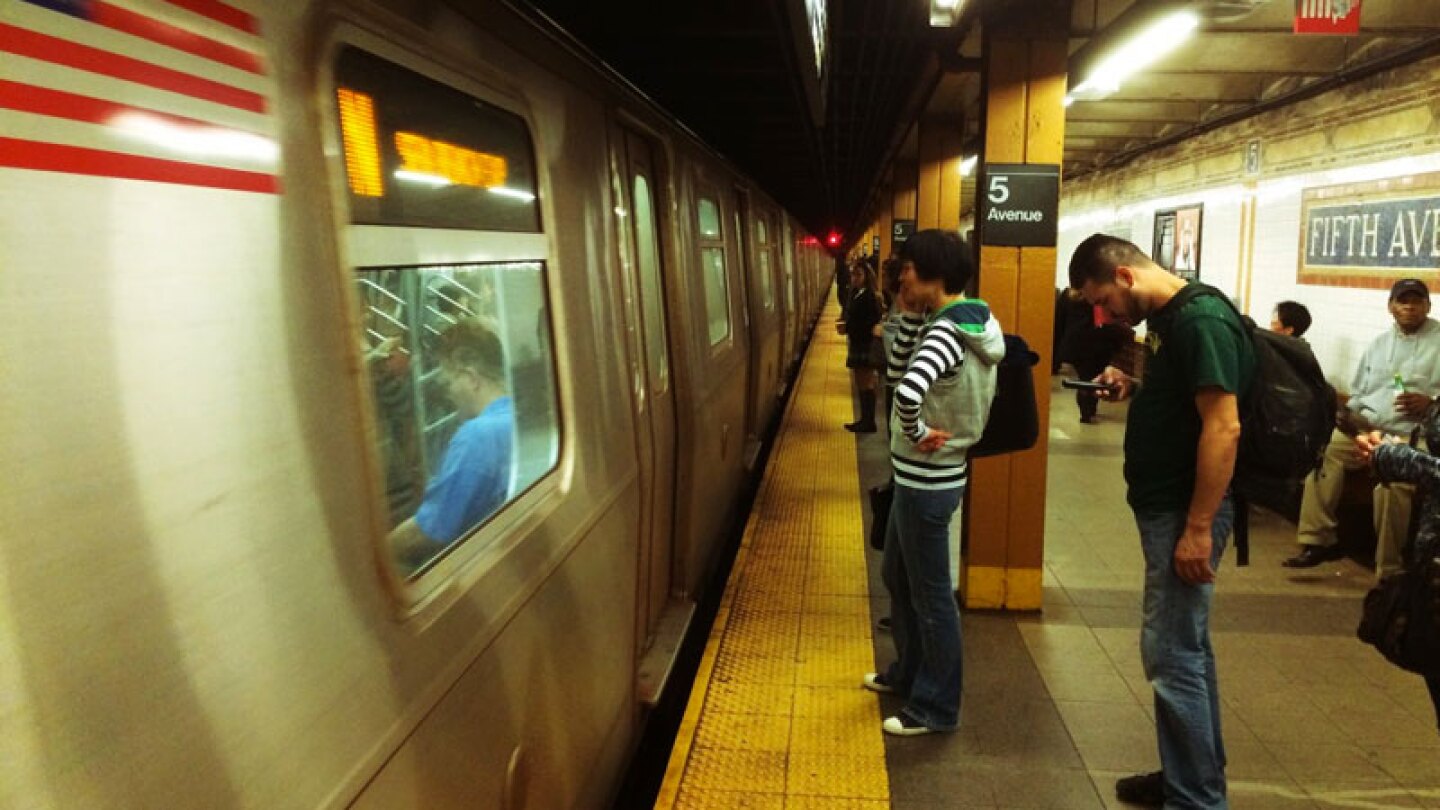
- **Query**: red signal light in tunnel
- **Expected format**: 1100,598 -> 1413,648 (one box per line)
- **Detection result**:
826,231 -> 842,247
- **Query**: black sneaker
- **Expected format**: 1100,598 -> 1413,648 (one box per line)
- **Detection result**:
1115,770 -> 1164,806
882,713 -> 938,736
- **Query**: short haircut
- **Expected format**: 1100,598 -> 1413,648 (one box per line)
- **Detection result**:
437,319 -> 505,383
899,229 -> 972,294
1274,300 -> 1312,337
1068,233 -> 1149,290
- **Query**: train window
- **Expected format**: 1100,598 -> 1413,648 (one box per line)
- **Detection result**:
696,195 -> 731,345
633,175 -> 670,393
756,216 -> 774,311
335,47 -> 540,232
697,198 -> 722,239
356,262 -> 559,576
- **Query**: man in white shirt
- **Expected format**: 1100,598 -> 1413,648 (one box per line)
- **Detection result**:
1285,279 -> 1440,574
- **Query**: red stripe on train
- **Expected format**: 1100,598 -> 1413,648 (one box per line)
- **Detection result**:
0,80 -> 264,135
0,22 -> 266,114
92,1 -> 264,74
0,137 -> 279,194
162,0 -> 259,36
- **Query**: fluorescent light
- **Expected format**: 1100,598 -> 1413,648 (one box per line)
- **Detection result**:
959,155 -> 977,176
930,0 -> 963,26
1071,9 -> 1199,99
489,187 -> 537,202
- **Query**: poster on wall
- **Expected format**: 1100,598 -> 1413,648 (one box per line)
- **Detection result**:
1298,172 -> 1440,290
1153,204 -> 1203,281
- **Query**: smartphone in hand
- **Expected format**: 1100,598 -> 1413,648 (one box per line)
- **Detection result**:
1061,379 -> 1113,393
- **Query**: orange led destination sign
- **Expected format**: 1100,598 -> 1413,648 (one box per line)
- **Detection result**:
337,88 -> 384,197
337,87 -> 510,196
394,132 -> 507,189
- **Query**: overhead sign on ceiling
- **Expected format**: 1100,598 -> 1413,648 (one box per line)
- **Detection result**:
1294,0 -> 1361,35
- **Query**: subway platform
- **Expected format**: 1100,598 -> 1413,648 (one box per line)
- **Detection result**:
653,301 -> 1440,810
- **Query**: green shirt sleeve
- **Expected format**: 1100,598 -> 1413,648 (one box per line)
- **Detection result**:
1172,307 -> 1245,395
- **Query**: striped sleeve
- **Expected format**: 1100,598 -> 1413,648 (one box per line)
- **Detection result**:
885,311 -> 926,385
895,320 -> 965,442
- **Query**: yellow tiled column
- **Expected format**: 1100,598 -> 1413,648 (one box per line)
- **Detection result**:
917,119 -> 963,231
964,9 -> 1067,611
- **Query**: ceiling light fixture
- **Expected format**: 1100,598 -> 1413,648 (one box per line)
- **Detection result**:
1069,9 -> 1200,100
930,0 -> 964,27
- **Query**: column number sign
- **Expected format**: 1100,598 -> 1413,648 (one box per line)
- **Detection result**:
979,163 -> 1061,247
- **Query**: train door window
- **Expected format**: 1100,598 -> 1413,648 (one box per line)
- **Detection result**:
633,174 -> 669,393
756,216 -> 774,311
335,46 -> 560,578
781,222 -> 796,313
696,196 -> 730,346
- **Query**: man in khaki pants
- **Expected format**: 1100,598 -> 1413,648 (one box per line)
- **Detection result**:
1285,279 -> 1440,575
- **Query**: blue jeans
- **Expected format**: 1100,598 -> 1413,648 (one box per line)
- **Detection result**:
1135,499 -> 1233,810
881,483 -> 964,730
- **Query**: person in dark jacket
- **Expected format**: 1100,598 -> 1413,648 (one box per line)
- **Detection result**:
839,259 -> 884,433
1057,288 -> 1134,423
1356,413 -> 1440,732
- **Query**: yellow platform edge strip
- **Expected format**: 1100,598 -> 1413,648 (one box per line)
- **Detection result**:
653,300 -> 889,808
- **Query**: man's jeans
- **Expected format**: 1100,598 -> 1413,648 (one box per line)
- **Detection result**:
882,482 -> 964,730
1135,499 -> 1233,810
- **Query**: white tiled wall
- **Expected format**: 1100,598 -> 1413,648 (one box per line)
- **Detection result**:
1058,153 -> 1440,391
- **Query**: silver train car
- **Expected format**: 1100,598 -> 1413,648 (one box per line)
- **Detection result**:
0,0 -> 829,807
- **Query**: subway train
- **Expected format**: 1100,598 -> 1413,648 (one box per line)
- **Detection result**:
0,1 -> 831,807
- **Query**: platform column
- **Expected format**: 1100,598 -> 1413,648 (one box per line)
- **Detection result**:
892,158 -> 918,250
963,4 -> 1068,611
877,177 -> 895,261
917,119 -> 963,231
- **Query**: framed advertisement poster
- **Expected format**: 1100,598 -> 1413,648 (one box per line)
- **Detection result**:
1153,204 -> 1203,281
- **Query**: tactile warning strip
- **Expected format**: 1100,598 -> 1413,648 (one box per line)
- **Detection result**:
654,299 -> 890,809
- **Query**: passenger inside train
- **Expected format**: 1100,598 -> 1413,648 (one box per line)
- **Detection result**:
388,319 -> 515,571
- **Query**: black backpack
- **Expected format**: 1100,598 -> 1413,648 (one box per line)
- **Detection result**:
1173,285 -> 1337,501
968,333 -> 1041,459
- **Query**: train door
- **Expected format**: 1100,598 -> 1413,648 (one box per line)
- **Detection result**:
732,189 -> 763,466
779,221 -> 797,384
617,129 -> 685,703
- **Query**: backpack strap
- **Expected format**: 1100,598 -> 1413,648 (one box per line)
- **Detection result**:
1160,282 -> 1257,566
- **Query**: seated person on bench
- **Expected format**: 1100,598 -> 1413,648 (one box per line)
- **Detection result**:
1285,279 -> 1440,574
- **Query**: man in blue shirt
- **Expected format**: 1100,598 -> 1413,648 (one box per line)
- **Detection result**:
389,319 -> 513,570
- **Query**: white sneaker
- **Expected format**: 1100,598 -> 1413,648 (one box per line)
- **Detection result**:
861,672 -> 895,694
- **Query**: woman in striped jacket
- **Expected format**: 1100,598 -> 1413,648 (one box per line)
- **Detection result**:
862,230 -> 1004,736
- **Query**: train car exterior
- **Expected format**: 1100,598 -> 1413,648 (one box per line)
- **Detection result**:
0,1 -> 827,808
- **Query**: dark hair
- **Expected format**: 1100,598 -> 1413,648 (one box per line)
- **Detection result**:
899,229 -> 972,294
1274,300 -> 1312,337
881,257 -> 904,297
437,319 -> 505,383
1068,233 -> 1149,290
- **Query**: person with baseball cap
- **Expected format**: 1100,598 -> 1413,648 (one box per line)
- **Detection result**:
1285,278 -> 1440,574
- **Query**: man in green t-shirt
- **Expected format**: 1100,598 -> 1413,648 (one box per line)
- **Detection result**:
1069,235 -> 1255,810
